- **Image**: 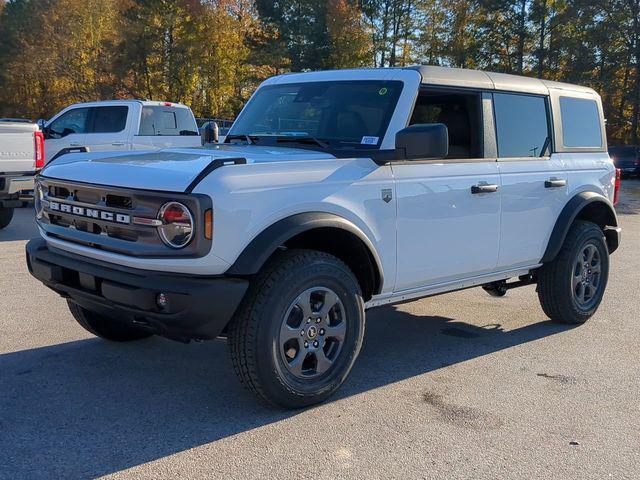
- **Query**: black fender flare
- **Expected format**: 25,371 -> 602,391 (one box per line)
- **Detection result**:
541,191 -> 619,263
227,212 -> 384,289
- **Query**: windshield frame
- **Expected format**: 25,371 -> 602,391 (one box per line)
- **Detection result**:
226,80 -> 405,151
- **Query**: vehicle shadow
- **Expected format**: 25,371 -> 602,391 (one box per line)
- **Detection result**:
0,205 -> 38,242
0,305 -> 570,479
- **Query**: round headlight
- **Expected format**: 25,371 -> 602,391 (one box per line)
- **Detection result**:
157,202 -> 194,249
34,182 -> 45,219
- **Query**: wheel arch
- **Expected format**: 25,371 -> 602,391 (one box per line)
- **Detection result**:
226,212 -> 384,300
542,191 -> 619,263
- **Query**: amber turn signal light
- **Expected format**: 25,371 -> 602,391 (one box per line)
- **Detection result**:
204,209 -> 213,239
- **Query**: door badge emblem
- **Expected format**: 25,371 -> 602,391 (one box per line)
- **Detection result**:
381,188 -> 393,203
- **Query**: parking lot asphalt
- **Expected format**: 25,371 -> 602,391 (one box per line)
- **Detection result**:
1,181 -> 639,480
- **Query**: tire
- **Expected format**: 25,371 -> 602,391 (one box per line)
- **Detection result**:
67,300 -> 152,342
537,220 -> 610,324
0,207 -> 14,230
228,249 -> 365,409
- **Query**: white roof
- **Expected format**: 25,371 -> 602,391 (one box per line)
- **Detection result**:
407,65 -> 597,95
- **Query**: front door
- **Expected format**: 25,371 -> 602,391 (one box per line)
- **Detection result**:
45,107 -> 89,163
393,88 -> 501,292
393,161 -> 501,291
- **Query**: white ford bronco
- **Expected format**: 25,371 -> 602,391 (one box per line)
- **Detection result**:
27,66 -> 621,408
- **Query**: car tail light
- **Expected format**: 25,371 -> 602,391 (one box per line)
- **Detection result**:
157,202 -> 194,248
34,131 -> 45,168
613,168 -> 621,206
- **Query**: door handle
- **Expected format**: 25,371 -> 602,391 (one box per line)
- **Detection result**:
471,184 -> 499,194
545,178 -> 567,188
111,142 -> 126,146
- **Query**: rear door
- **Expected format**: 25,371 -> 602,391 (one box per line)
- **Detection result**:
494,92 -> 567,269
82,105 -> 131,153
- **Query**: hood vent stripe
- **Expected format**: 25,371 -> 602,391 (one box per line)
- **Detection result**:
185,157 -> 247,194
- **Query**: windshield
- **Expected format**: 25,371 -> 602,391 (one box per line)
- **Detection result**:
227,81 -> 404,149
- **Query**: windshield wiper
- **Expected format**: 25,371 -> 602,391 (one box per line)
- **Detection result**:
275,136 -> 330,149
226,134 -> 257,145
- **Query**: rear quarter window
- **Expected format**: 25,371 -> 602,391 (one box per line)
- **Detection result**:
559,97 -> 603,148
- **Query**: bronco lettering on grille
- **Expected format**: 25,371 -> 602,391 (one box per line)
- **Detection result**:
48,201 -> 131,225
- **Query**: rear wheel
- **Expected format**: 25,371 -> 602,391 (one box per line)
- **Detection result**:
228,250 -> 365,408
67,301 -> 152,341
0,207 -> 14,230
537,220 -> 609,324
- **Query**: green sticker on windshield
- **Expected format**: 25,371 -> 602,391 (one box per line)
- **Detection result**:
378,87 -> 388,95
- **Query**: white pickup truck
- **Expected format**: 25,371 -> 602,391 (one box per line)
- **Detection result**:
40,100 -> 201,163
27,66 -> 621,408
0,120 -> 44,229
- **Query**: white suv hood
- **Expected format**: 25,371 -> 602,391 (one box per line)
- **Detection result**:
40,145 -> 337,192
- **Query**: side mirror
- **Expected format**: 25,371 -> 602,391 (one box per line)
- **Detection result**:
395,123 -> 448,159
202,122 -> 219,144
36,119 -> 48,137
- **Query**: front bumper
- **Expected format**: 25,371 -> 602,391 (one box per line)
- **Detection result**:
26,238 -> 249,341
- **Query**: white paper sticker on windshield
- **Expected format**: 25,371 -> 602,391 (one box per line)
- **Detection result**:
361,136 -> 379,145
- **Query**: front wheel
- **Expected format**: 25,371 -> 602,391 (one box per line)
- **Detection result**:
67,301 -> 153,341
537,220 -> 610,324
0,207 -> 14,230
228,250 -> 365,408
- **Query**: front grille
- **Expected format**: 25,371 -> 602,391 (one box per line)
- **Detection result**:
37,177 -> 212,258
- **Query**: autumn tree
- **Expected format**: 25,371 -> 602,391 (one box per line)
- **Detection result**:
326,0 -> 371,68
0,0 -> 123,119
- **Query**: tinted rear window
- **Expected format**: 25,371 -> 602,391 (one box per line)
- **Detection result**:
91,106 -> 128,133
139,106 -> 197,136
494,93 -> 551,157
560,97 -> 602,148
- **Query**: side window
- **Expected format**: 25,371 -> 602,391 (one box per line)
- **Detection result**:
48,108 -> 90,138
90,106 -> 128,134
559,97 -> 602,148
493,93 -> 550,158
139,106 -> 198,136
409,90 -> 483,159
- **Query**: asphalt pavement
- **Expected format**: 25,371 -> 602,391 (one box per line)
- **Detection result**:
1,181 -> 639,479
